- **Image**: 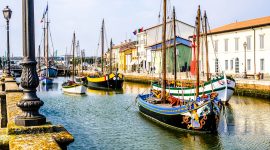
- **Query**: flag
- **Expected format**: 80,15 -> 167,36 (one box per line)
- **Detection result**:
138,27 -> 144,33
133,27 -> 144,35
40,4 -> 48,23
133,30 -> 137,35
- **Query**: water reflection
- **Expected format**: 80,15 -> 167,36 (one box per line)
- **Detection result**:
36,78 -> 270,149
38,83 -> 59,92
219,104 -> 235,134
122,82 -> 150,94
87,88 -> 124,96
139,113 -> 223,149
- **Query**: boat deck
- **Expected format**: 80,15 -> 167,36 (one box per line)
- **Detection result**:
146,97 -> 173,108
155,104 -> 172,108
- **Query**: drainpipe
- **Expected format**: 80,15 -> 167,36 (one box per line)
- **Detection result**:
252,27 -> 256,78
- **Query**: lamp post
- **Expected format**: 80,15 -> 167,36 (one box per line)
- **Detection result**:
243,42 -> 247,78
15,0 -> 46,126
3,6 -> 12,77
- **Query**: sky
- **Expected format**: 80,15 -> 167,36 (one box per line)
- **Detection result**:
0,0 -> 269,57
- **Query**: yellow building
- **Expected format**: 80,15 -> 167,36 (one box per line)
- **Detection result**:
118,41 -> 137,73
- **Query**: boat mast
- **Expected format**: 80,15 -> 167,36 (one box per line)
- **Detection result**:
161,0 -> 167,101
195,6 -> 201,97
101,19 -> 105,74
204,11 -> 210,81
173,6 -> 177,87
72,32 -> 76,81
43,20 -> 46,61
110,39 -> 113,74
38,45 -> 41,71
77,41 -> 82,75
45,9 -> 49,78
81,50 -> 84,75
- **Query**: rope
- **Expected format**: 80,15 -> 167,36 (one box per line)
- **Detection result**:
48,25 -> 55,58
207,19 -> 223,74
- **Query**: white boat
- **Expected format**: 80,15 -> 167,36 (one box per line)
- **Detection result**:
152,74 -> 235,103
61,32 -> 87,94
62,82 -> 87,94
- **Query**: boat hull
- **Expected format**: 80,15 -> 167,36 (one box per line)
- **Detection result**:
152,75 -> 235,103
41,77 -> 53,85
137,94 -> 221,132
39,67 -> 58,77
62,85 -> 87,94
87,73 -> 124,90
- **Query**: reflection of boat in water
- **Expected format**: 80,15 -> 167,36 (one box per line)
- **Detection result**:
40,76 -> 53,85
219,103 -> 235,134
39,83 -> 58,92
87,88 -> 123,96
139,112 -> 223,149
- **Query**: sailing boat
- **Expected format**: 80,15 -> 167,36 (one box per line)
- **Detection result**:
151,10 -> 235,103
75,41 -> 87,84
39,4 -> 58,78
137,4 -> 222,132
40,5 -> 53,85
87,19 -> 124,90
62,32 -> 87,94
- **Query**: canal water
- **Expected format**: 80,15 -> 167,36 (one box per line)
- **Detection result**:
37,77 -> 270,150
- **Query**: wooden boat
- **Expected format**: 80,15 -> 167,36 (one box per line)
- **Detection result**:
137,4 -> 222,132
152,74 -> 235,103
152,10 -> 235,103
39,5 -> 57,84
62,32 -> 87,94
138,93 -> 222,132
75,76 -> 86,84
40,66 -> 58,77
87,20 -> 124,90
62,81 -> 87,94
87,72 -> 124,90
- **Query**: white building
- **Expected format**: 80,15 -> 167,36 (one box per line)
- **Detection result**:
205,16 -> 270,79
136,20 -> 195,73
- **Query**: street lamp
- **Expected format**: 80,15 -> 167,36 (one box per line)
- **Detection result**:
15,0 -> 46,126
3,6 -> 12,77
243,42 -> 247,78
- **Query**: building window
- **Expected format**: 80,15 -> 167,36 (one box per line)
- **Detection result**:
247,59 -> 251,71
225,60 -> 228,70
246,36 -> 251,50
260,34 -> 264,49
224,39 -> 228,52
235,38 -> 239,51
215,58 -> 219,73
235,58 -> 239,73
214,40 -> 218,52
260,59 -> 264,71
230,60 -> 233,70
